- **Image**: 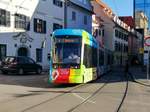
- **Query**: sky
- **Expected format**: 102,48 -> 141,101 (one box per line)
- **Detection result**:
102,0 -> 133,16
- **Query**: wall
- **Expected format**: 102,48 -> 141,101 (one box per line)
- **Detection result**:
0,0 -> 64,70
66,1 -> 92,33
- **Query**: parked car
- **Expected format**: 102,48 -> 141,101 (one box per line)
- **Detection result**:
0,56 -> 42,75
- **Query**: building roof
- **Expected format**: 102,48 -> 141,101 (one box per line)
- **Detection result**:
92,0 -> 135,33
94,0 -> 113,15
119,16 -> 134,28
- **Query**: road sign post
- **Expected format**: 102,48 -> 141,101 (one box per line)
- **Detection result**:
147,51 -> 149,82
144,36 -> 150,82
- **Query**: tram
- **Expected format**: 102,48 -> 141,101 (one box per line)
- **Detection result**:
49,29 -> 113,84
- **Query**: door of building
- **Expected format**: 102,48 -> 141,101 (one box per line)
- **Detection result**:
18,47 -> 28,57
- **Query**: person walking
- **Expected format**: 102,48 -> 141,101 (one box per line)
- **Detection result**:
125,60 -> 129,74
124,60 -> 135,82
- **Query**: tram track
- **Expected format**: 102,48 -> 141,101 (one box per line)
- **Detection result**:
115,69 -> 150,112
21,73 -> 110,112
1,71 -> 130,112
1,72 -> 110,105
21,71 -> 128,112
66,72 -> 129,112
128,72 -> 150,87
67,80 -> 110,112
0,79 -> 93,109
2,68 -> 148,112
17,71 -> 130,112
116,73 -> 129,112
134,81 -> 150,87
115,71 -> 150,112
20,83 -> 88,112
21,74 -> 112,112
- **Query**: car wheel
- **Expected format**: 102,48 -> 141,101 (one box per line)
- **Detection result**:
36,68 -> 42,74
18,68 -> 24,75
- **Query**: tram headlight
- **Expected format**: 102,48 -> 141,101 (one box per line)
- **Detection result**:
53,65 -> 57,69
70,65 -> 80,69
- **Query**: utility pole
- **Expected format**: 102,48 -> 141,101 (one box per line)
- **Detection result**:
147,51 -> 149,81
121,43 -> 123,66
64,0 -> 69,28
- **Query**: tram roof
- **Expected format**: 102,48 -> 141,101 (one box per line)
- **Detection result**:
53,29 -> 99,47
53,29 -> 85,36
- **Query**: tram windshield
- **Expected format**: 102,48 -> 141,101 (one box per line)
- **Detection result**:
53,36 -> 81,65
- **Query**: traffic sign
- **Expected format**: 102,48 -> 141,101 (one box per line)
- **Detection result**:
144,36 -> 150,46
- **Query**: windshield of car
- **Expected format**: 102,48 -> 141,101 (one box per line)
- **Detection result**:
3,57 -> 16,63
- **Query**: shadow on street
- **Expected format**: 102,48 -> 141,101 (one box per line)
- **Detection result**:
0,65 -> 148,89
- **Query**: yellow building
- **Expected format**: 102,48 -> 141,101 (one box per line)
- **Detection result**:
135,11 -> 148,36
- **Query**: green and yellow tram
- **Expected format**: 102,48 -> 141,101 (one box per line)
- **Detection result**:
49,29 -> 112,84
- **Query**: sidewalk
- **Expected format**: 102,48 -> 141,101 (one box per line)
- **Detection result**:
129,66 -> 150,84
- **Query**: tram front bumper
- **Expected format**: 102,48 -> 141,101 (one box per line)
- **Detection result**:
50,75 -> 84,84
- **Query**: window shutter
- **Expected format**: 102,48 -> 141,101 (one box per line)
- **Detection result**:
26,17 -> 30,31
43,21 -> 46,33
26,22 -> 30,31
6,11 -> 10,27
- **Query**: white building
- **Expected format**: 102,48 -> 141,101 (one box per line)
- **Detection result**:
0,0 -> 64,70
65,0 -> 93,33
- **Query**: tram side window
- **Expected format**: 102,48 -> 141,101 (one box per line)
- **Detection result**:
99,50 -> 104,65
92,47 -> 97,67
83,44 -> 98,68
110,54 -> 113,64
84,45 -> 90,68
107,54 -> 112,65
107,54 -> 110,65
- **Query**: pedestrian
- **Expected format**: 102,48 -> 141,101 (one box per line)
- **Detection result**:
125,60 -> 129,74
124,60 -> 135,82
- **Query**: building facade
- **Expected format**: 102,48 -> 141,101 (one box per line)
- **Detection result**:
91,0 -> 143,66
134,0 -> 150,64
135,11 -> 148,36
119,16 -> 143,65
0,0 -> 64,70
65,0 -> 93,33
91,0 -> 129,66
134,0 -> 150,34
91,1 -> 105,48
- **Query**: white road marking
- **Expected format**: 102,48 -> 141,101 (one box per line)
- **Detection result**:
72,93 -> 96,104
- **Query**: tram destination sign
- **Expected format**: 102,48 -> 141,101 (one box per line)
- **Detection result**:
55,38 -> 81,43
